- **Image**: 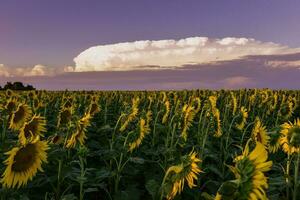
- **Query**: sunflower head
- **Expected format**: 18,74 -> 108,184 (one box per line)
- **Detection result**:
5,98 -> 18,115
65,113 -> 91,148
128,118 -> 150,152
19,115 -> 46,145
9,103 -> 32,130
251,117 -> 269,147
230,92 -> 237,115
5,89 -> 14,97
163,151 -> 202,200
88,101 -> 100,116
27,91 -> 36,99
57,108 -> 72,127
235,107 -> 248,131
181,105 -> 196,141
1,140 -> 49,188
63,100 -> 73,108
279,101 -> 293,120
225,141 -> 272,200
162,100 -> 170,124
268,129 -> 281,153
280,119 -> 300,154
49,134 -> 64,145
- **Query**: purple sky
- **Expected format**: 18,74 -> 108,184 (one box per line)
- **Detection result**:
1,0 -> 300,89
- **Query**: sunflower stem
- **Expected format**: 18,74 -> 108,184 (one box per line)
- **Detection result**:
293,153 -> 300,200
79,156 -> 85,200
287,154 -> 291,200
56,159 -> 63,199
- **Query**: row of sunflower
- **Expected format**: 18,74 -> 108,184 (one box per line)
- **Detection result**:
0,89 -> 299,199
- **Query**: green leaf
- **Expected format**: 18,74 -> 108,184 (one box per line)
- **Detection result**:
145,179 -> 160,199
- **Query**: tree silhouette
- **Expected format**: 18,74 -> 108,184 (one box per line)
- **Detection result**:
0,82 -> 35,91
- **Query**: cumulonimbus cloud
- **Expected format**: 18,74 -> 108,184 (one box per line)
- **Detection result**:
73,36 -> 300,72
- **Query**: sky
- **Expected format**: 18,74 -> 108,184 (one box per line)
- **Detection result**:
1,0 -> 300,90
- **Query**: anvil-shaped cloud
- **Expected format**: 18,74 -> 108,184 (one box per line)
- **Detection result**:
74,36 -> 300,71
1,36 -> 300,90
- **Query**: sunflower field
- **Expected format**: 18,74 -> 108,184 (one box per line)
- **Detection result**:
0,89 -> 299,200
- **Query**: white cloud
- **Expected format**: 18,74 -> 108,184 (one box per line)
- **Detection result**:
23,65 -> 48,76
63,66 -> 75,72
266,60 -> 300,68
73,36 -> 300,72
0,64 -> 58,77
222,76 -> 253,88
0,64 -> 10,77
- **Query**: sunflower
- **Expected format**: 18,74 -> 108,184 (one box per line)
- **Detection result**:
88,101 -> 100,116
1,140 -> 49,188
217,141 -> 272,200
162,100 -> 170,124
57,107 -> 72,127
192,97 -> 201,113
212,108 -> 222,137
230,92 -> 237,115
268,130 -> 281,153
32,97 -> 44,110
251,118 -> 269,147
48,134 -> 64,145
5,89 -> 14,97
280,119 -> 300,155
128,118 -> 150,152
5,98 -> 18,115
163,151 -> 202,200
65,113 -> 91,148
9,103 -> 32,131
19,115 -> 46,145
181,104 -> 196,141
119,98 -> 139,132
279,101 -> 293,120
235,107 -> 248,131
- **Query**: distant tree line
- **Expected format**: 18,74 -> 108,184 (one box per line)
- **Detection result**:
0,82 -> 35,91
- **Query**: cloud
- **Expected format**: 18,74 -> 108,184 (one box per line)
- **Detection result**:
0,64 -> 61,77
222,76 -> 254,88
73,36 -> 300,72
0,64 -> 10,77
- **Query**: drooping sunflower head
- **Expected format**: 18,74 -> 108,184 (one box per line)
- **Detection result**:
268,129 -> 281,153
9,103 -> 32,131
251,117 -> 269,147
19,115 -> 47,145
162,100 -> 170,124
235,107 -> 248,131
65,113 -> 91,148
57,107 -> 72,127
1,140 -> 49,188
181,104 -> 196,141
279,101 -> 293,120
27,91 -> 36,100
32,97 -> 44,110
128,118 -> 150,152
227,141 -> 272,200
119,98 -> 139,132
88,101 -> 100,116
48,134 -> 64,145
280,119 -> 300,154
230,92 -> 237,115
163,151 -> 202,200
208,95 -> 217,110
192,97 -> 201,114
209,108 -> 222,138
